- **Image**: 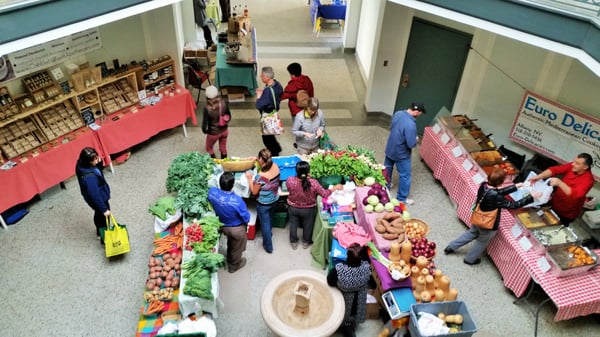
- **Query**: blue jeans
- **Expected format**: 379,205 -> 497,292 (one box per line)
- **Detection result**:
446,225 -> 496,263
384,156 -> 411,201
256,203 -> 275,253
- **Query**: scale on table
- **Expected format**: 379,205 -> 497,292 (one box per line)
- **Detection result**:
382,287 -> 416,320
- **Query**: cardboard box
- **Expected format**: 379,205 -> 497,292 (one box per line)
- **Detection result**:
366,289 -> 381,319
227,92 -> 245,102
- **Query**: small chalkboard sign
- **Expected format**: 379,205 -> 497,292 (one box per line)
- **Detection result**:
60,81 -> 70,94
81,107 -> 95,125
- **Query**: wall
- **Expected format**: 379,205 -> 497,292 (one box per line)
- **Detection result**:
85,15 -> 147,68
354,0 -> 383,94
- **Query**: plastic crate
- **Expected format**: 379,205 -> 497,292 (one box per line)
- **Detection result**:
272,155 -> 301,180
409,300 -> 477,337
272,212 -> 288,228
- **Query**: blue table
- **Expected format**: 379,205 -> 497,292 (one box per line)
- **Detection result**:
214,29 -> 258,96
310,0 -> 347,35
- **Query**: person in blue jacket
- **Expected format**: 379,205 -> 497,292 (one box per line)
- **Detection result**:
75,147 -> 111,242
208,172 -> 251,273
384,101 -> 426,205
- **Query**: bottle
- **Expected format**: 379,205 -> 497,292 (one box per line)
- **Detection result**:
244,5 -> 248,17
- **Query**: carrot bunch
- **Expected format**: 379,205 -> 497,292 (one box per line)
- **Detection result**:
144,299 -> 164,315
153,235 -> 179,255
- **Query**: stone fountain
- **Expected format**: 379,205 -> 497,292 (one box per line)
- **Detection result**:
261,270 -> 345,337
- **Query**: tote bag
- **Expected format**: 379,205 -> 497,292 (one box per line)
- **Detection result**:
470,188 -> 498,230
102,214 -> 131,257
261,87 -> 284,135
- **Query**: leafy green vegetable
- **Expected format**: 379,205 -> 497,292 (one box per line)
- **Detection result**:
182,252 -> 225,299
166,152 -> 217,219
191,216 -> 223,254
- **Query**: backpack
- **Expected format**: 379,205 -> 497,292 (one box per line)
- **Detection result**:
296,89 -> 310,108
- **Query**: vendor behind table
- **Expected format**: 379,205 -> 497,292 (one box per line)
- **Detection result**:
528,152 -> 594,225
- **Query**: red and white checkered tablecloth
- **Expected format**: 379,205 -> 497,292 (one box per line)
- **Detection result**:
488,213 -> 600,321
420,127 -> 455,180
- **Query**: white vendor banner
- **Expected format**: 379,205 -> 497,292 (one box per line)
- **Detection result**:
509,91 -> 600,180
0,28 -> 102,83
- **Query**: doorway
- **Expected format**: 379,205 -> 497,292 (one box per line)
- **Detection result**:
394,19 -> 472,134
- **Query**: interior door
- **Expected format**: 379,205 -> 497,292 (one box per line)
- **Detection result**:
395,19 -> 472,134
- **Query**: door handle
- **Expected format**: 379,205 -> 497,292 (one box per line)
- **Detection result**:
401,73 -> 409,88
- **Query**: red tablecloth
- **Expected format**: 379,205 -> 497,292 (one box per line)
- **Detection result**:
0,128 -> 105,214
489,217 -> 600,321
96,87 -> 197,155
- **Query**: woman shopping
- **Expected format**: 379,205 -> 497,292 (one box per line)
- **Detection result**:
286,161 -> 342,249
201,85 -> 231,159
327,243 -> 372,337
444,168 -> 540,265
75,147 -> 111,242
245,149 -> 280,253
291,97 -> 325,155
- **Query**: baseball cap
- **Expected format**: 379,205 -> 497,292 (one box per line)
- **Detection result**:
410,101 -> 426,113
206,86 -> 219,99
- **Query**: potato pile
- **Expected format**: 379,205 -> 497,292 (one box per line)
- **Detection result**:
375,212 -> 405,240
146,253 -> 182,293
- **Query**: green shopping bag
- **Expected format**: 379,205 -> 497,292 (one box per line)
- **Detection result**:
100,214 -> 131,257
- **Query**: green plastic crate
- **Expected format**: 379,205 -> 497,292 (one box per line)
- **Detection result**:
272,212 -> 288,228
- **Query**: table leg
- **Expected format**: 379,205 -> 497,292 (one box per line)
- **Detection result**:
513,280 -> 553,337
0,215 -> 7,229
534,298 -> 552,337
182,123 -> 188,138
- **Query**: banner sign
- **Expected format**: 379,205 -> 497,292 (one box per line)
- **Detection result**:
509,91 -> 600,180
0,28 -> 102,83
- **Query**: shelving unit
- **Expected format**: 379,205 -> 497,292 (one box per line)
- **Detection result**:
0,86 -> 20,122
136,55 -> 176,93
22,70 -> 62,105
97,73 -> 139,115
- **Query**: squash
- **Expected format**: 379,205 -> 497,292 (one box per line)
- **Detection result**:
389,241 -> 401,262
420,290 -> 432,302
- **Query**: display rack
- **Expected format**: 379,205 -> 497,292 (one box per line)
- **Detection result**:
0,86 -> 21,122
136,56 -> 176,93
34,100 -> 84,141
22,70 -> 61,105
0,117 -> 47,159
97,73 -> 139,115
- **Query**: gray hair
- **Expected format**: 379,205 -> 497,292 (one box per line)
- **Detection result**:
261,66 -> 275,79
307,97 -> 319,111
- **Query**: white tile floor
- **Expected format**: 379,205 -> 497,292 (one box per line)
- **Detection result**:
1,1 -> 600,337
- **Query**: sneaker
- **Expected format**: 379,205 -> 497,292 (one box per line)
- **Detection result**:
293,142 -> 298,149
228,258 -> 247,273
405,198 -> 415,205
444,247 -> 454,255
464,258 -> 481,265
291,242 -> 299,250
302,242 -> 310,249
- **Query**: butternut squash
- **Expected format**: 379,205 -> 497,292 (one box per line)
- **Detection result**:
447,288 -> 458,301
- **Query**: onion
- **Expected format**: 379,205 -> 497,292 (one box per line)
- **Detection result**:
362,196 -> 370,206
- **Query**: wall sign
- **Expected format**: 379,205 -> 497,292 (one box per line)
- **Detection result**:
509,91 -> 600,180
0,28 -> 102,83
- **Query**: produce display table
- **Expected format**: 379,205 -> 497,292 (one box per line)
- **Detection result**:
0,128 -> 106,225
369,252 -> 412,292
95,86 -> 197,156
354,186 -> 395,252
421,126 -> 600,322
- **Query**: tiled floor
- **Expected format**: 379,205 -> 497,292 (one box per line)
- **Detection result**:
1,1 -> 600,337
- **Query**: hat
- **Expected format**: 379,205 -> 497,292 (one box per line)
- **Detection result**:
410,101 -> 426,113
206,86 -> 219,99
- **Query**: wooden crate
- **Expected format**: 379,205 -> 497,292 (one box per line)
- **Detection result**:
0,117 -> 47,159
0,86 -> 21,122
71,67 -> 102,92
35,101 -> 84,141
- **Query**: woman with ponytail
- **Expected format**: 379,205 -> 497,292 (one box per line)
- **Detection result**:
286,161 -> 343,249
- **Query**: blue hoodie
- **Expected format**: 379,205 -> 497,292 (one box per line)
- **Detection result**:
75,162 -> 110,212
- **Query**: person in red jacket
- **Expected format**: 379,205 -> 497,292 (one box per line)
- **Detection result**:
529,153 -> 595,225
281,62 -> 314,121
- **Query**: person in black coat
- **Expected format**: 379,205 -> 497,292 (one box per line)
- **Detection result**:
193,0 -> 215,48
75,147 -> 111,241
444,168 -> 540,265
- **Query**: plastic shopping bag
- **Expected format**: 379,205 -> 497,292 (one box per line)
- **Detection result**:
102,214 -> 131,257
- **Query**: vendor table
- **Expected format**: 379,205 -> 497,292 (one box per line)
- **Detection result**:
311,196 -> 336,269
354,186 -> 399,253
0,128 -> 106,228
310,0 -> 347,35
214,29 -> 258,96
95,87 -> 197,156
421,125 -> 600,322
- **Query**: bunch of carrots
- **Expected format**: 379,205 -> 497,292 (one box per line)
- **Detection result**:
144,299 -> 164,315
153,222 -> 184,255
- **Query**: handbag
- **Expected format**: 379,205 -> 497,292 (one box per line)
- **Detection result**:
470,188 -> 498,230
261,87 -> 284,135
101,214 -> 131,257
217,101 -> 230,127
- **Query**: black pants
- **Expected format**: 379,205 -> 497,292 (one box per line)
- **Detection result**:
201,25 -> 214,47
262,135 -> 281,157
93,202 -> 110,236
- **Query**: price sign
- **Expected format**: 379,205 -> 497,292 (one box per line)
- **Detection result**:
81,107 -> 95,125
432,123 -> 441,134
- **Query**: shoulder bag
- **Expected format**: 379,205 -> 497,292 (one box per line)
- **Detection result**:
217,101 -> 230,127
470,188 -> 498,230
261,87 -> 284,135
